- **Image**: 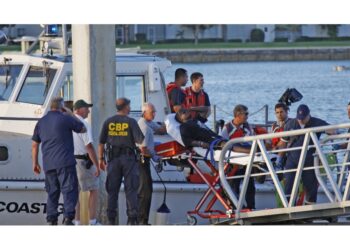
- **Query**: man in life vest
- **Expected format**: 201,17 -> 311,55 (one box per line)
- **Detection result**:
184,72 -> 211,122
220,104 -> 258,209
272,103 -> 290,149
166,68 -> 188,113
271,103 -> 290,171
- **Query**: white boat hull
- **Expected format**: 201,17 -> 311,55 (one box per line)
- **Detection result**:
0,180 -> 331,225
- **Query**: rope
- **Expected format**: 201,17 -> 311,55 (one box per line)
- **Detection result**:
249,105 -> 267,117
215,105 -> 232,116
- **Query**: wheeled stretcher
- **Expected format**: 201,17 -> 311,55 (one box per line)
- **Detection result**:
154,114 -> 274,224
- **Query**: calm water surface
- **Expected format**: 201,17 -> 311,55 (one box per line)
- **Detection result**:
163,60 -> 350,125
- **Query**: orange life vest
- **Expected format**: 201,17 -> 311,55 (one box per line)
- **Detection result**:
254,126 -> 268,135
225,122 -> 266,140
271,119 -> 289,148
184,87 -> 206,119
166,82 -> 186,113
225,122 -> 254,140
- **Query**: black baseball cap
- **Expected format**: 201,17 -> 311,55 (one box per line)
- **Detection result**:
296,104 -> 310,120
73,99 -> 93,110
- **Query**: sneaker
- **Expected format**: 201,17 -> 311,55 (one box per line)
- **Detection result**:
90,220 -> 102,225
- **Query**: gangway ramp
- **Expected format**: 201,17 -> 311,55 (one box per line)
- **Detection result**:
218,123 -> 350,225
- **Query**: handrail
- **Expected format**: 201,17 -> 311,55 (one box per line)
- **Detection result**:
218,122 -> 350,221
318,133 -> 350,198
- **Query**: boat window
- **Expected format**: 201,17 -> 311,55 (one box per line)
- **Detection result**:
16,66 -> 57,105
0,65 -> 23,101
0,146 -> 8,161
58,74 -> 74,109
116,75 -> 145,112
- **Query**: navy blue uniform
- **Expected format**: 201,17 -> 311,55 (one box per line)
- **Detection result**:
99,114 -> 144,224
168,87 -> 186,108
32,111 -> 84,223
282,117 -> 329,203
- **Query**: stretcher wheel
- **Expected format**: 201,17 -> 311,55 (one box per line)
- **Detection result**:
187,215 -> 197,225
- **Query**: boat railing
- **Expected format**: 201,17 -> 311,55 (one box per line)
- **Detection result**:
218,122 -> 350,223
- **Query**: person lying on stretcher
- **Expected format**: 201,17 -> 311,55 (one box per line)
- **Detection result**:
175,108 -> 226,149
175,107 -> 269,152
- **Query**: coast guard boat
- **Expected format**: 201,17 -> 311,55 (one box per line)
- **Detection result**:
1,26 -> 350,225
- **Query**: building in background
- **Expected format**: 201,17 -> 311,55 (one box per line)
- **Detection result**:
2,24 -> 350,44
0,24 -> 42,38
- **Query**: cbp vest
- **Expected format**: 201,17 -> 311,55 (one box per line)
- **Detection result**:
166,82 -> 186,112
184,87 -> 206,119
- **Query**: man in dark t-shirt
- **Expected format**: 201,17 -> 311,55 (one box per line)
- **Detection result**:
166,68 -> 188,113
98,97 -> 144,225
32,97 -> 85,225
279,104 -> 335,204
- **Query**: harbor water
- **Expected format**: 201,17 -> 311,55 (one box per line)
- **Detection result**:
163,60 -> 350,125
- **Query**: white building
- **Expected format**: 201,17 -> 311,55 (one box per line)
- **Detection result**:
256,24 -> 275,42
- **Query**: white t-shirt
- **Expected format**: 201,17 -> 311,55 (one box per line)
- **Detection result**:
73,114 -> 93,155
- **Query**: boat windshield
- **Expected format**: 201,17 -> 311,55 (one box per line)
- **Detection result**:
116,75 -> 144,112
16,66 -> 57,105
0,65 -> 23,101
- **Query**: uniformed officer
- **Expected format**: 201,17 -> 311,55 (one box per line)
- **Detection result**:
32,97 -> 86,225
279,104 -> 336,204
98,97 -> 144,225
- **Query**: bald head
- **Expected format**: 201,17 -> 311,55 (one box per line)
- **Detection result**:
116,97 -> 131,114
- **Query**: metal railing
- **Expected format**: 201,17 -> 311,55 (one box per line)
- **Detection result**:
218,122 -> 350,222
